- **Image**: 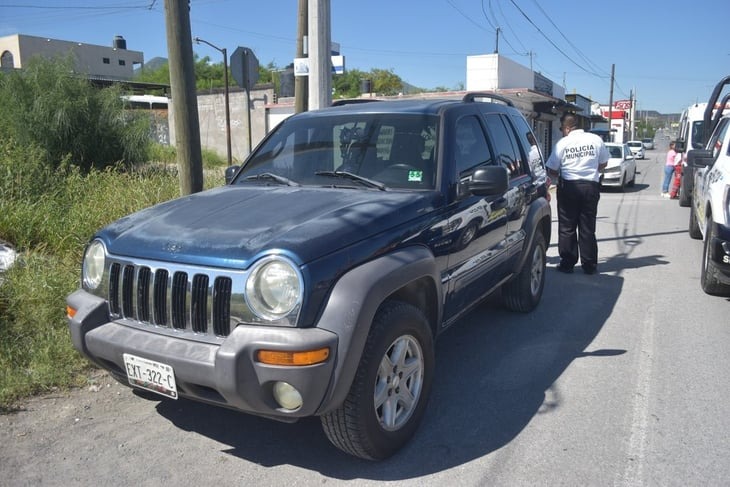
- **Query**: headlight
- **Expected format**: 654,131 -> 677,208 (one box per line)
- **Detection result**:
82,239 -> 106,290
245,256 -> 302,321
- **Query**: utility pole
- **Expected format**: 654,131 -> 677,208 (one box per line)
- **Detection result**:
164,0 -> 203,195
308,0 -> 331,110
295,0 -> 308,113
494,27 -> 500,54
608,64 -> 615,142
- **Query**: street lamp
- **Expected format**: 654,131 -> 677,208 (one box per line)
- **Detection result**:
194,36 -> 232,166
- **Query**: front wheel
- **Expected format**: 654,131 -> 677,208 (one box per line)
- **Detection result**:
321,301 -> 434,460
502,231 -> 547,312
688,207 -> 702,240
700,221 -> 730,296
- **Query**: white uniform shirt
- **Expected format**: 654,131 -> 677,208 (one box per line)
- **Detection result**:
546,129 -> 610,182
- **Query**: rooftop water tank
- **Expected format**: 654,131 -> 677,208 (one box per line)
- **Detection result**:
113,35 -> 127,50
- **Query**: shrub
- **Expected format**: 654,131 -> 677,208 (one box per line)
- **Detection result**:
0,56 -> 151,173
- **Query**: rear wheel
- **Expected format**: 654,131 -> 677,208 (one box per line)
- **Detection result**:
700,221 -> 730,296
502,231 -> 546,312
321,301 -> 434,460
678,167 -> 693,207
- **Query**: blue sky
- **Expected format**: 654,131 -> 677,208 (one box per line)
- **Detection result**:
1,0 -> 727,114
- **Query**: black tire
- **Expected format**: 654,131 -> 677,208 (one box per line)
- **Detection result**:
627,168 -> 636,187
700,220 -> 730,296
678,167 -> 693,207
502,231 -> 546,312
688,206 -> 702,240
321,301 -> 434,460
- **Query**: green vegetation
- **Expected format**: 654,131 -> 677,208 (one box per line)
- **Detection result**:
134,55 -> 431,99
0,58 -> 226,411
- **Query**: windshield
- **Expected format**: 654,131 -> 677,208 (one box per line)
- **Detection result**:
234,113 -> 439,190
608,145 -> 623,158
628,142 -> 642,148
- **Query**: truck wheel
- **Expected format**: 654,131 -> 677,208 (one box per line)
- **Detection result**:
700,221 -> 730,296
678,168 -> 692,207
688,206 -> 702,240
321,301 -> 434,460
502,231 -> 546,312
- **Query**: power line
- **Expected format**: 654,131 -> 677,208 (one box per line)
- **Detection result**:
526,0 -> 608,78
507,0 -> 604,78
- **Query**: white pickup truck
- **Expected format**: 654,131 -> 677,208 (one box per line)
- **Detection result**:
687,76 -> 730,296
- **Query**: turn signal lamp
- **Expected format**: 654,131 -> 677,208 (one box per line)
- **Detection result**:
256,347 -> 330,366
66,306 -> 77,319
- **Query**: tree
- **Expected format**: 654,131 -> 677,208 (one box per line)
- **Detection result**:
0,56 -> 150,173
370,68 -> 403,96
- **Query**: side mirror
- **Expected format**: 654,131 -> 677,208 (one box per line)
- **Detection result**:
674,140 -> 686,153
687,149 -> 713,168
468,165 -> 509,196
224,165 -> 240,185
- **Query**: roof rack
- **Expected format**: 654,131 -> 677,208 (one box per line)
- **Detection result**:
462,92 -> 514,107
331,98 -> 382,107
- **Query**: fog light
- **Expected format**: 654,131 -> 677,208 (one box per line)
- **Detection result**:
273,381 -> 303,410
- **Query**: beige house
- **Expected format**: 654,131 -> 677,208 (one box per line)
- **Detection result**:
0,33 -> 143,80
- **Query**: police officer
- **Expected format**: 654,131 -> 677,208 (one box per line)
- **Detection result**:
546,114 -> 609,275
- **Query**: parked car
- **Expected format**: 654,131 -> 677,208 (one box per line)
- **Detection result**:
687,76 -> 730,296
627,140 -> 645,159
601,143 -> 637,190
641,138 -> 654,150
66,92 -> 552,460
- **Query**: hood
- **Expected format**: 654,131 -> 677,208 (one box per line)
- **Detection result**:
96,185 -> 439,268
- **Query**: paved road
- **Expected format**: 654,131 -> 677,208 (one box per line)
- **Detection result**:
2,149 -> 728,486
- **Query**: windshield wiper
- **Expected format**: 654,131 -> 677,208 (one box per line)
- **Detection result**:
315,170 -> 387,191
244,172 -> 299,186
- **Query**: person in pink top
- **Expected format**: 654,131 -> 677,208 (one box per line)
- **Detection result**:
662,142 -> 681,197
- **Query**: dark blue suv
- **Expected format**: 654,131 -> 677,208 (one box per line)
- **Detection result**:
67,93 -> 551,460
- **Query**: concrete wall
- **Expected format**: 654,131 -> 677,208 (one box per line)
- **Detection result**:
169,86 -> 274,164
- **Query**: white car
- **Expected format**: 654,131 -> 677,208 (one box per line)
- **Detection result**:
642,138 -> 654,150
601,143 -> 637,189
627,140 -> 645,159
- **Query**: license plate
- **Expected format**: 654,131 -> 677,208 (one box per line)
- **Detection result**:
123,353 -> 178,399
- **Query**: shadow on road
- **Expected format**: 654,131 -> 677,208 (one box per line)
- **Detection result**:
151,253 -> 666,479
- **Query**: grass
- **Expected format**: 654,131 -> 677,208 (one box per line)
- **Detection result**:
0,148 -> 227,411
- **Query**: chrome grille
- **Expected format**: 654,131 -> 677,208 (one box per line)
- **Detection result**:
107,261 -> 236,337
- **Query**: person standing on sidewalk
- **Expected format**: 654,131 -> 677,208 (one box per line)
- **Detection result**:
662,141 -> 681,197
546,114 -> 609,275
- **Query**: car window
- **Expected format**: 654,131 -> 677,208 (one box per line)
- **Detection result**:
483,113 -> 522,178
691,120 -> 705,149
607,145 -> 622,158
509,113 -> 542,177
454,115 -> 492,175
707,117 -> 729,161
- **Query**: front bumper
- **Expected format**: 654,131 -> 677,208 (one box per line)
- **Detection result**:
67,289 -> 338,420
600,170 -> 623,187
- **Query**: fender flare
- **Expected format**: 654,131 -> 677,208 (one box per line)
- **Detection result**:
513,197 -> 551,273
314,245 -> 442,414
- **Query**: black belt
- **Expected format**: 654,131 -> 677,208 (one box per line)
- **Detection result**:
561,179 -> 599,186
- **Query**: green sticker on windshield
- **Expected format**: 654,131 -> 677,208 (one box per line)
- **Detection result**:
408,170 -> 423,182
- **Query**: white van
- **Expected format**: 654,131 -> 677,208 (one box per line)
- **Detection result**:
676,103 -> 709,206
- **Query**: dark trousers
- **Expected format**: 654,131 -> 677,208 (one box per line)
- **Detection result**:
556,179 -> 601,269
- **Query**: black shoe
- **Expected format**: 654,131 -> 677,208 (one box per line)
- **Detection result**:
582,266 -> 597,275
556,264 -> 574,274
